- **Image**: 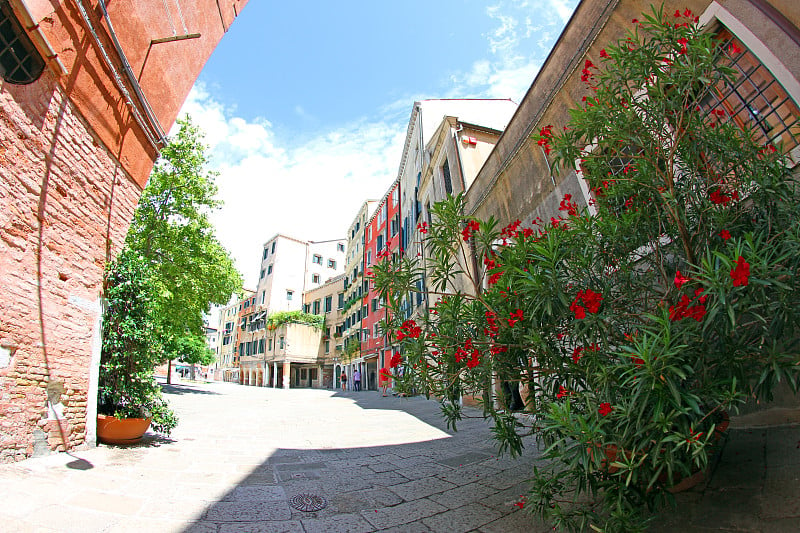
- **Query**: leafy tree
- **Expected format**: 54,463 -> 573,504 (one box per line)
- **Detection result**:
373,6 -> 800,532
124,116 -> 243,377
164,332 -> 216,380
99,250 -> 177,434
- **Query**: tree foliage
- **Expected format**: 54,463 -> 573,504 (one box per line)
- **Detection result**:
125,115 -> 243,346
373,6 -> 800,531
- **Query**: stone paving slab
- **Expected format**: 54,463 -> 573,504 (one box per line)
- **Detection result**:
0,380 -> 798,533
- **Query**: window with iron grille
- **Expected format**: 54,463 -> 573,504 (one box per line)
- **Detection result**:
699,27 -> 799,154
0,1 -> 44,85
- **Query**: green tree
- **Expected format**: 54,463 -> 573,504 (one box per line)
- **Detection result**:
373,6 -> 800,531
125,116 -> 243,379
164,333 -> 216,381
99,250 -> 177,434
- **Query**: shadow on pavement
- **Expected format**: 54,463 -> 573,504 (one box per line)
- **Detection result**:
161,383 -> 221,396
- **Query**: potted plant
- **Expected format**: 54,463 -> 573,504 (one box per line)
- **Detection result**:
372,6 -> 800,531
97,250 -> 177,444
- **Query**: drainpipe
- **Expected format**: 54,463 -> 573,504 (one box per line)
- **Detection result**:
9,0 -> 68,76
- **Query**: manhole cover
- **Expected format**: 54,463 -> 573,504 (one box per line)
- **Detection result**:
289,493 -> 328,512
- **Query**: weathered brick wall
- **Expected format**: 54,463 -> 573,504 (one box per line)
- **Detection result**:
0,70 -> 141,462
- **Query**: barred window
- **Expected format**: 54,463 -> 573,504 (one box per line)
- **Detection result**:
700,27 -> 799,153
0,1 -> 44,84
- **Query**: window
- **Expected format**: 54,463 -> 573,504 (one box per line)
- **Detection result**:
0,2 -> 45,85
260,291 -> 265,305
263,248 -> 268,260
303,304 -> 310,313
337,292 -> 344,309
269,338 -> 273,351
362,328 -> 370,341
312,254 -> 322,264
271,241 -> 276,253
362,304 -> 368,317
698,27 -> 799,154
374,323 -> 381,337
378,204 -> 387,226
376,234 -> 384,251
392,188 -> 399,207
259,339 -> 265,353
337,243 -> 345,252
328,259 -> 336,269
313,299 -> 321,314
391,218 -> 398,237
324,295 -> 332,313
286,290 -> 294,301
367,227 -> 372,241
279,336 -> 285,349
442,158 -> 453,195
267,264 -> 273,275
366,251 -> 372,265
324,340 -> 330,353
312,273 -> 320,283
371,298 -> 379,312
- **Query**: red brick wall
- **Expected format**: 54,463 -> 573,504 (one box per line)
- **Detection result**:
0,70 -> 141,462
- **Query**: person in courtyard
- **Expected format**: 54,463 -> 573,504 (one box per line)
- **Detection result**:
353,368 -> 361,391
379,367 -> 392,396
340,371 -> 347,391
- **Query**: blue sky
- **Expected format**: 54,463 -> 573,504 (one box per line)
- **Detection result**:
178,0 -> 579,288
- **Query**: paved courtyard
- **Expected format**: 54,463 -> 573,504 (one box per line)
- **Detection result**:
0,379 -> 798,532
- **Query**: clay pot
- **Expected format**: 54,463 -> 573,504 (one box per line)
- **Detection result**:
96,414 -> 151,445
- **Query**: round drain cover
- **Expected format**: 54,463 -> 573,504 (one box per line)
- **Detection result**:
289,493 -> 328,512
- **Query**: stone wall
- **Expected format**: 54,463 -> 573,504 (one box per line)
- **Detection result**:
0,71 -> 141,462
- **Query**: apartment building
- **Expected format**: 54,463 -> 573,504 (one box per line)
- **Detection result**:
340,201 -> 378,381
302,274 -> 346,389
237,235 -> 345,388
356,181 -> 402,390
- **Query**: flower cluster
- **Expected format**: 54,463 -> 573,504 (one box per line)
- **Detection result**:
537,125 -> 554,155
461,220 -> 480,241
390,352 -> 403,368
669,288 -> 708,322
559,194 -> 579,217
580,59 -> 596,83
416,222 -> 429,234
731,256 -> 750,287
455,338 -> 482,369
569,289 -> 603,319
396,319 -> 421,341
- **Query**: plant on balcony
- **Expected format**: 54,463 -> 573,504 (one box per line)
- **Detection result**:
266,310 -> 325,331
372,6 -> 800,532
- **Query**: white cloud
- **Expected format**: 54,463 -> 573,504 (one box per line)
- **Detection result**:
450,0 -> 578,102
177,85 -> 404,289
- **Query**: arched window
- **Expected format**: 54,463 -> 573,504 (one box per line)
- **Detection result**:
0,0 -> 44,85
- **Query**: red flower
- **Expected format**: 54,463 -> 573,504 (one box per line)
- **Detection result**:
537,125 -> 554,154
582,289 -> 603,313
559,194 -> 578,216
397,319 -> 421,340
632,356 -> 645,368
720,229 -> 731,241
678,37 -> 689,54
600,48 -> 609,59
390,352 -> 403,368
461,220 -> 480,241
487,271 -> 503,286
674,270 -> 690,289
572,346 -> 584,364
598,403 -> 613,417
416,222 -> 429,234
731,256 -> 750,287
674,9 -> 681,17
557,386 -> 569,399
729,42 -> 742,55
466,350 -> 481,369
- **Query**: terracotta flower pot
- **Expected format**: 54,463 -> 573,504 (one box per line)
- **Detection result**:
96,414 -> 151,445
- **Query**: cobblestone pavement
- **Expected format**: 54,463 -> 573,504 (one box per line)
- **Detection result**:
0,380 -> 798,532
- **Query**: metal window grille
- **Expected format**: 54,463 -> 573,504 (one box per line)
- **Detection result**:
699,28 -> 799,152
0,1 -> 44,84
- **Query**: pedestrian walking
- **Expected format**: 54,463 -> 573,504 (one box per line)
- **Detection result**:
353,369 -> 361,391
379,367 -> 392,396
340,371 -> 347,391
